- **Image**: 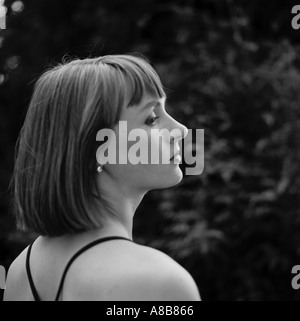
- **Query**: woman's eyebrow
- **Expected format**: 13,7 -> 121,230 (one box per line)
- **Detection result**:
140,97 -> 166,113
140,100 -> 160,113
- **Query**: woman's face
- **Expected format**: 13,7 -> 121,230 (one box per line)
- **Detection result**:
98,93 -> 188,193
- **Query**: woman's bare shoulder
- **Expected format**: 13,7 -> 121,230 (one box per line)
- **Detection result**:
64,241 -> 201,301
3,246 -> 30,301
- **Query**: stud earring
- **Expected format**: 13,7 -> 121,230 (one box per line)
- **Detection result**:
97,163 -> 103,173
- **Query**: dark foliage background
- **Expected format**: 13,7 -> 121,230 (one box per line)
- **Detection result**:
1,0 -> 300,300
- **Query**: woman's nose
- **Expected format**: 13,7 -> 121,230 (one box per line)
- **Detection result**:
168,116 -> 188,142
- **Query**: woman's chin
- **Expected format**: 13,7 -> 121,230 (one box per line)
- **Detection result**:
153,166 -> 184,189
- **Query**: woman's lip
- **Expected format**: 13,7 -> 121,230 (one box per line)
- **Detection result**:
170,152 -> 181,160
171,155 -> 181,163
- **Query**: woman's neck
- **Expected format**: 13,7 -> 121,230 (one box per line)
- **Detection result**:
93,170 -> 147,240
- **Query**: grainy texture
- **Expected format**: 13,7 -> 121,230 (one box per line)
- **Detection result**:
0,0 -> 300,300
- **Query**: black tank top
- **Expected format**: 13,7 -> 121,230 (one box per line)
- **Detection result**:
25,236 -> 133,301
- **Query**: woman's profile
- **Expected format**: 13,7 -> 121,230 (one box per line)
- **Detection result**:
4,54 -> 201,301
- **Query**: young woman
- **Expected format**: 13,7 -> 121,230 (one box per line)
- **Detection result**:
4,54 -> 201,301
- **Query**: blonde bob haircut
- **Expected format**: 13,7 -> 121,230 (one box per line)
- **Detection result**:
11,54 -> 165,236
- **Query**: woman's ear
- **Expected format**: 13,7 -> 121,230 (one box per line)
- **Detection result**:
96,129 -> 117,167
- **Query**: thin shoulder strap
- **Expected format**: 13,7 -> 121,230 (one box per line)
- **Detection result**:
54,236 -> 133,301
26,242 -> 41,301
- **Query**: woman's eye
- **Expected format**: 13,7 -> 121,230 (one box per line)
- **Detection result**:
145,114 -> 160,126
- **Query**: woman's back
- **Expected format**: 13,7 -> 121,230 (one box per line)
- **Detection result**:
4,235 -> 201,301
